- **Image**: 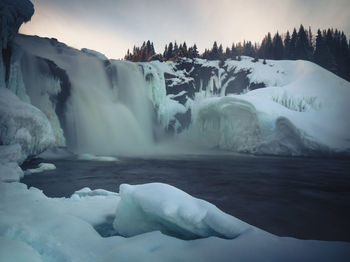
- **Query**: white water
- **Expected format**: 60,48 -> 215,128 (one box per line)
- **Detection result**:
65,59 -> 154,156
14,36 -> 155,156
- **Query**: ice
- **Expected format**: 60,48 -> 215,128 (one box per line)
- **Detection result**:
0,88 -> 55,160
77,153 -> 119,162
0,145 -> 24,182
24,163 -> 56,175
0,0 -> 34,49
71,187 -> 119,199
0,162 -> 24,182
0,237 -> 42,262
0,0 -> 34,88
0,144 -> 25,164
0,180 -> 349,261
81,48 -> 108,60
113,183 -> 250,239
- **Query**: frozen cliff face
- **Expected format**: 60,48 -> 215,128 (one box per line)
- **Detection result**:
12,34 -> 350,156
141,57 -> 350,156
0,88 -> 55,161
0,0 -> 34,49
0,0 -> 34,88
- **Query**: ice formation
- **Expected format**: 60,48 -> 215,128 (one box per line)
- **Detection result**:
0,180 -> 349,262
24,163 -> 56,175
0,88 -> 55,160
9,33 -> 350,157
113,183 -> 250,239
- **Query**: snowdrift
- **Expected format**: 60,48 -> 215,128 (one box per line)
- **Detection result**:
0,181 -> 349,262
113,183 -> 250,239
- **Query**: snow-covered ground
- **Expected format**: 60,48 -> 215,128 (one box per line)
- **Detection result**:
0,177 -> 349,262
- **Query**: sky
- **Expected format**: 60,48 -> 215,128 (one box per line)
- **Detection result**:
20,0 -> 350,59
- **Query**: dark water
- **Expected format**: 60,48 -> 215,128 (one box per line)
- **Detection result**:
21,154 -> 350,241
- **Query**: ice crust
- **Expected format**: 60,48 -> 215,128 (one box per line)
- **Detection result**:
0,88 -> 55,160
113,183 -> 250,239
0,180 -> 349,262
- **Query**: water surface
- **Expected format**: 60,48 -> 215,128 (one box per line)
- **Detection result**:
21,154 -> 350,241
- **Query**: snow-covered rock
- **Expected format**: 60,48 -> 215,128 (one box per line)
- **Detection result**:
0,88 -> 55,161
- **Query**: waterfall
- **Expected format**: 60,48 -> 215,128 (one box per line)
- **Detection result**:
15,36 -> 155,156
64,59 -> 154,156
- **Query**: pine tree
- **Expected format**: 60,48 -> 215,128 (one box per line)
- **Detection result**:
290,28 -> 298,59
314,29 -> 334,70
167,42 -> 174,60
174,42 -> 179,58
225,47 -> 231,59
208,41 -> 219,60
192,44 -> 199,58
295,25 -> 312,60
284,31 -> 291,59
231,43 -> 238,59
272,32 -> 284,60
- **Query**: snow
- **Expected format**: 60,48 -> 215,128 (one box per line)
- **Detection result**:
0,237 -> 42,262
78,153 -> 119,162
0,144 -> 24,182
113,183 -> 250,239
174,59 -> 350,155
0,178 -> 349,262
0,88 -> 55,160
24,163 -> 56,175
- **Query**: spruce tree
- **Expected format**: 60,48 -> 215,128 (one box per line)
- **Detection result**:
272,33 -> 284,60
290,28 -> 298,59
284,31 -> 291,59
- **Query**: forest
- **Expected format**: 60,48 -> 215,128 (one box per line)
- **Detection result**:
124,25 -> 350,81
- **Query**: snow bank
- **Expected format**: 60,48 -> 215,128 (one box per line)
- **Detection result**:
0,145 -> 24,182
180,59 -> 350,155
24,163 -> 56,175
0,237 -> 42,262
113,183 -> 250,239
0,88 -> 55,160
0,181 -> 349,262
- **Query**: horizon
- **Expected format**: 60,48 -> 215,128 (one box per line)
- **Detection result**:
19,0 -> 350,59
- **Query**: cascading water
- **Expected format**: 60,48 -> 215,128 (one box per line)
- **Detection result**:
64,60 -> 154,156
15,36 -> 155,156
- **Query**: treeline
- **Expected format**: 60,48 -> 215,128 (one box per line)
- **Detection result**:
124,25 -> 350,81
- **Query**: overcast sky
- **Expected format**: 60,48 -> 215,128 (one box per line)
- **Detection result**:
20,0 -> 350,59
